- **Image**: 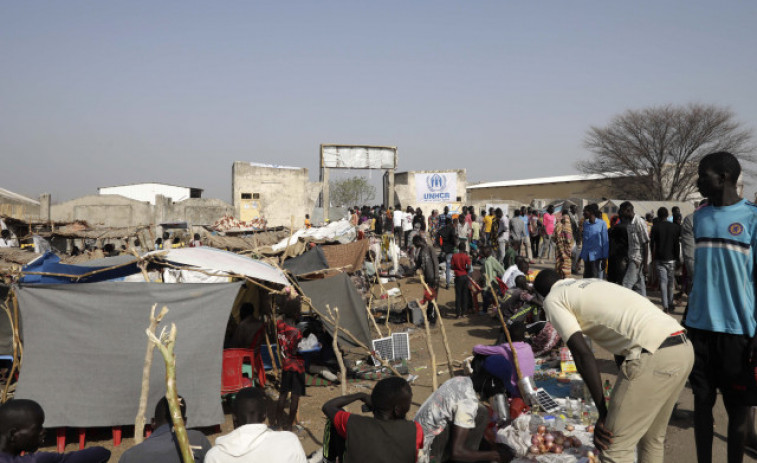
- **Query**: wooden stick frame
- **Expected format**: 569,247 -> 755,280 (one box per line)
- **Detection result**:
419,298 -> 438,391
488,285 -> 524,382
419,275 -> 455,378
134,304 -> 169,444
327,305 -> 348,395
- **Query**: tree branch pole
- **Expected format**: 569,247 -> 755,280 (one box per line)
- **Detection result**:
1,293 -> 17,404
419,275 -> 455,378
366,295 -> 383,337
134,304 -> 169,444
327,306 -> 348,395
488,286 -> 525,394
146,323 -> 194,463
419,298 -> 438,391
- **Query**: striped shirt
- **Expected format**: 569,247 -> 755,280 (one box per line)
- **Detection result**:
687,199 -> 757,336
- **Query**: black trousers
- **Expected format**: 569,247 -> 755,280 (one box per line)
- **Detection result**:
454,275 -> 469,317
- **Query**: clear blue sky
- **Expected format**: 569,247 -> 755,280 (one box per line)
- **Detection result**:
2,1 -> 756,202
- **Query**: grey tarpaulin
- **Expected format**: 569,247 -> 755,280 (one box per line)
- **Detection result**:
14,281 -> 242,428
298,273 -> 371,348
283,246 -> 329,276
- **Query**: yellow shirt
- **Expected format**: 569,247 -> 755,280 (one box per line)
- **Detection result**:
483,215 -> 493,233
544,279 -> 683,359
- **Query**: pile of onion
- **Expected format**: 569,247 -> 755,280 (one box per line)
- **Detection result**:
528,426 -> 581,455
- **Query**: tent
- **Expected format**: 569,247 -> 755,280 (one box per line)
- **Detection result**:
298,273 -> 372,348
14,281 -> 241,428
282,246 -> 329,276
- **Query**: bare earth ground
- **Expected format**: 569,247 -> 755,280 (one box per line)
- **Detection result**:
42,261 -> 755,462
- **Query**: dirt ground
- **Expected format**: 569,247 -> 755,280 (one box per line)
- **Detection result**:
42,261 -> 757,462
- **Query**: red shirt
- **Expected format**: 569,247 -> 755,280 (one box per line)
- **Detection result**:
333,410 -> 424,461
450,252 -> 471,277
276,320 -> 304,373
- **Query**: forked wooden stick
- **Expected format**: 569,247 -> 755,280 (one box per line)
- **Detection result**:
419,275 -> 455,378
488,285 -> 525,387
134,304 -> 169,444
146,323 -> 194,463
327,305 -> 348,395
419,298 -> 438,391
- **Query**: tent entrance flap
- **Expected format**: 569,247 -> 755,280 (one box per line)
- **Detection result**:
298,273 -> 372,349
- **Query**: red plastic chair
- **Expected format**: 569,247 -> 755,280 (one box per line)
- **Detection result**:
222,349 -> 256,395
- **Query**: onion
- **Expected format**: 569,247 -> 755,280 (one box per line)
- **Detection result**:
587,425 -> 595,433
571,436 -> 582,448
538,444 -> 548,454
565,424 -> 575,432
552,444 -> 564,454
544,433 -> 555,443
537,425 -> 547,435
531,435 -> 541,446
545,442 -> 554,450
529,445 -> 540,454
562,438 -> 571,448
554,436 -> 565,446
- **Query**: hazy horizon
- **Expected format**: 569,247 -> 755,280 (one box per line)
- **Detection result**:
2,2 -> 756,203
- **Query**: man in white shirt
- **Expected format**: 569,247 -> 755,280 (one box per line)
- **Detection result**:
402,207 -> 414,249
205,388 -> 306,463
533,269 -> 693,463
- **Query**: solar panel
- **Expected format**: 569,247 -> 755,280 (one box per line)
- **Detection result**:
372,337 -> 394,366
533,388 -> 561,414
392,332 -> 411,360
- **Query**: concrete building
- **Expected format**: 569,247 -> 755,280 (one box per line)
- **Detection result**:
0,187 -> 41,219
98,183 -> 203,205
394,169 -> 467,217
232,162 -> 321,228
50,194 -> 233,228
467,173 -> 636,206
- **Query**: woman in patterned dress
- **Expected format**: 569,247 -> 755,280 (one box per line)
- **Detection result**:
554,212 -> 574,278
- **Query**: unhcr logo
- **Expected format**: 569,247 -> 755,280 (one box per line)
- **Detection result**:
426,174 -> 447,192
423,174 -> 451,201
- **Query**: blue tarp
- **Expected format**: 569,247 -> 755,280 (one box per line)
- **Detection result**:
20,251 -> 139,284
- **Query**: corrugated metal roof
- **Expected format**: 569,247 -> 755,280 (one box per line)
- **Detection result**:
467,172 -> 629,190
0,187 -> 40,206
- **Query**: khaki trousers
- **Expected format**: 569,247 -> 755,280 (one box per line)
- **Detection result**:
602,341 -> 694,463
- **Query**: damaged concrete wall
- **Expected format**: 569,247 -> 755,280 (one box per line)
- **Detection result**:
50,194 -> 233,228
232,161 -> 320,228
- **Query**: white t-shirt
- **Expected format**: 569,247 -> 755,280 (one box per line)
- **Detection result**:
544,279 -> 683,359
402,212 -> 414,232
414,377 -> 480,463
502,264 -> 524,289
393,211 -> 403,228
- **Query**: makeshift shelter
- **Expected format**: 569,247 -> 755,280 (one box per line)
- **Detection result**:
321,239 -> 370,274
298,273 -> 371,348
283,246 -> 329,276
14,281 -> 242,428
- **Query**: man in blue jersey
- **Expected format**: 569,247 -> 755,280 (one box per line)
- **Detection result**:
686,152 -> 757,463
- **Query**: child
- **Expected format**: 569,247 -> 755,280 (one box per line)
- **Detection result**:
275,294 -> 305,432
0,399 -> 110,462
304,214 -> 312,229
450,241 -> 471,318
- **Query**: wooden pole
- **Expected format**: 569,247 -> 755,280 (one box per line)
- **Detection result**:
327,306 -> 348,395
134,304 -> 169,444
420,298 -> 438,391
488,286 -> 524,381
1,292 -> 18,403
419,275 -> 455,378
146,323 -> 194,463
366,295 -> 383,337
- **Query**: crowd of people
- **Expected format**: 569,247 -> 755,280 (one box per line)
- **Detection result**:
1,151 -> 754,463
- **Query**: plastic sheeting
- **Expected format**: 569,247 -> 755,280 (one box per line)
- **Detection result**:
14,281 -> 243,428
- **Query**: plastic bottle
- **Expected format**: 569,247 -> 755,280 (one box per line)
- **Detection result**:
603,379 -> 612,404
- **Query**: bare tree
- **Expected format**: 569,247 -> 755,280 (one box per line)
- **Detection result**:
578,104 -> 754,200
329,176 -> 376,207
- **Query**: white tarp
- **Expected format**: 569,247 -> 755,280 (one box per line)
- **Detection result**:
146,247 -> 289,286
321,146 -> 396,169
416,173 -> 458,203
272,219 -> 356,252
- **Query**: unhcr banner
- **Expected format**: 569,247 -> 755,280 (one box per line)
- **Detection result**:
416,173 -> 457,203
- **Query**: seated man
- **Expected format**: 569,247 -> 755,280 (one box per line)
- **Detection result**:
472,322 -> 535,398
119,396 -> 211,463
414,376 -> 505,463
228,303 -> 264,350
502,256 -> 530,291
0,399 -> 110,463
205,387 -> 306,463
321,376 -> 422,463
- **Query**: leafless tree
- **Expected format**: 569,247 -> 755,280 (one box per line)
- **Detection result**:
578,104 -> 754,200
330,176 -> 376,207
